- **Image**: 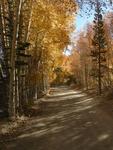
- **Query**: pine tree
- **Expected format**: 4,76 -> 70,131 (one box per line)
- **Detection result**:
91,0 -> 107,95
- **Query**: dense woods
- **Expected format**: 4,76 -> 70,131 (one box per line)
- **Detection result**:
0,0 -> 76,118
0,0 -> 113,119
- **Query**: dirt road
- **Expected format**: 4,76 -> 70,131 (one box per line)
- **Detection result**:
3,87 -> 113,150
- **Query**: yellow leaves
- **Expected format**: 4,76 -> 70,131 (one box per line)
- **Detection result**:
27,0 -> 77,83
49,0 -> 76,14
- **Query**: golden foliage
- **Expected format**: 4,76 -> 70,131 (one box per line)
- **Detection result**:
27,0 -> 77,84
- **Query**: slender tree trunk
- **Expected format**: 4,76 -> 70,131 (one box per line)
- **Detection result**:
85,63 -> 88,90
98,46 -> 102,95
9,0 -> 20,119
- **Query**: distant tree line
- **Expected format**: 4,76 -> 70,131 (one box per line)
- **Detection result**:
71,1 -> 113,94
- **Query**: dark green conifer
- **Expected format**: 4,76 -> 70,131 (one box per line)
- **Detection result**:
91,0 -> 107,95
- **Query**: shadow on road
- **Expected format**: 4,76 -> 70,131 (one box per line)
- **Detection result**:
2,87 -> 113,150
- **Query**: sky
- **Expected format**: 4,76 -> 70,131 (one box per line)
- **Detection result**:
76,11 -> 94,31
75,3 -> 95,32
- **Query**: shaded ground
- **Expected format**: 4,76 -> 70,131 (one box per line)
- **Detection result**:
1,87 -> 113,150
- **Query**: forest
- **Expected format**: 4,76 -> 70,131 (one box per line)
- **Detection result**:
1,0 -> 113,150
0,0 -> 76,118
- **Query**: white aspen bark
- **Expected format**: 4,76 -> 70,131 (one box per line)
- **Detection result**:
9,0 -> 21,119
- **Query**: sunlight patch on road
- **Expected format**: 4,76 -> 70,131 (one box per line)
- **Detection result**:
17,126 -> 64,139
44,93 -> 86,102
51,91 -> 81,97
75,105 -> 94,113
75,98 -> 93,105
17,129 -> 48,139
71,135 -> 82,141
98,134 -> 110,141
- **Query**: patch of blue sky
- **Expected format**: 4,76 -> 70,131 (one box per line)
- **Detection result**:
75,2 -> 95,32
76,11 -> 94,32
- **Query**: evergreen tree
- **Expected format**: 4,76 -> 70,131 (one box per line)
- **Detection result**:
91,0 -> 107,95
